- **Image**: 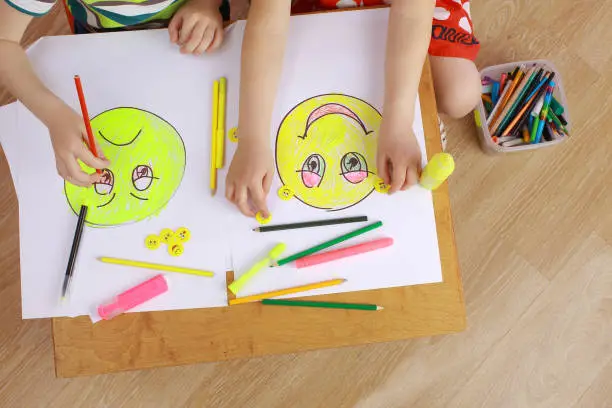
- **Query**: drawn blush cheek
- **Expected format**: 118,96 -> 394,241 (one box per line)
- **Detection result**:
344,171 -> 368,184
301,171 -> 321,188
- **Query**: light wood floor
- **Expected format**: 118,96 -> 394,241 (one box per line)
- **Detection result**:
1,1 -> 611,407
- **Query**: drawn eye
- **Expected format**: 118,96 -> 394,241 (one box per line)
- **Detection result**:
94,169 -> 114,195
300,154 -> 325,188
132,165 -> 154,191
341,152 -> 368,184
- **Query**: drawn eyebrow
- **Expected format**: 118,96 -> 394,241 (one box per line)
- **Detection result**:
130,192 -> 149,201
96,193 -> 116,208
98,128 -> 142,146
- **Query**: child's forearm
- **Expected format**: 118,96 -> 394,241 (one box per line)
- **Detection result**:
237,0 -> 291,143
383,0 -> 434,129
0,40 -> 67,125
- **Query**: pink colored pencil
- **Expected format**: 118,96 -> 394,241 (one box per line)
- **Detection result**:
295,237 -> 393,269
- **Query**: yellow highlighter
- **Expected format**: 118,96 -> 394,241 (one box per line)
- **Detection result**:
215,77 -> 226,169
228,243 -> 286,295
210,80 -> 219,196
419,152 -> 455,191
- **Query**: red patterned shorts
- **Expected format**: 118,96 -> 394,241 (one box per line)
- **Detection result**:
292,0 -> 480,61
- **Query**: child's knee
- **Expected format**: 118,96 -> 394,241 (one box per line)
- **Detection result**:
436,72 -> 481,119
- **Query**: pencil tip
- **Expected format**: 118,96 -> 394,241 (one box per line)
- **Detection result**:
377,306 -> 384,310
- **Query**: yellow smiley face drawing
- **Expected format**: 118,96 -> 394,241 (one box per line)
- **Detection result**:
64,107 -> 186,226
275,94 -> 381,210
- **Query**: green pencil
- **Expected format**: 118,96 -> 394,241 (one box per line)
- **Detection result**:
261,298 -> 383,311
274,221 -> 383,267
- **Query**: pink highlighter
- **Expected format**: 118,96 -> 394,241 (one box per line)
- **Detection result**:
296,237 -> 394,269
92,274 -> 168,322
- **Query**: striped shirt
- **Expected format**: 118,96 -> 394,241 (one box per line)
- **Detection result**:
5,0 -> 230,32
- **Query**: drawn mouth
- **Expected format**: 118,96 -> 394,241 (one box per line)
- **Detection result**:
97,193 -> 116,208
130,192 -> 149,201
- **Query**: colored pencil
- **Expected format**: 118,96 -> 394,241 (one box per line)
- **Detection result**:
98,257 -> 215,277
61,205 -> 88,301
490,66 -> 530,134
501,74 -> 554,138
296,237 -> 393,268
273,221 -> 383,267
210,80 -> 218,195
253,215 -> 368,232
487,66 -> 523,127
261,299 -> 383,311
73,75 -> 100,174
215,77 -> 226,169
495,67 -> 540,135
229,279 -> 346,305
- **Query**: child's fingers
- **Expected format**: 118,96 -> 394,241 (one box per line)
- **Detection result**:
249,185 -> 269,218
388,159 -> 406,194
401,167 -> 419,191
225,182 -> 235,203
78,145 -> 109,169
376,153 -> 391,186
195,27 -> 214,54
178,17 -> 197,45
207,27 -> 224,52
65,157 -> 96,186
235,187 -> 255,217
263,171 -> 273,195
168,14 -> 182,43
181,23 -> 206,54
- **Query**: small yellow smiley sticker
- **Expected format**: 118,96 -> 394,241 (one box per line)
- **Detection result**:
255,212 -> 272,225
160,228 -> 175,243
168,242 -> 184,257
277,186 -> 294,201
175,227 -> 191,243
373,177 -> 390,194
145,234 -> 161,250
228,127 -> 239,143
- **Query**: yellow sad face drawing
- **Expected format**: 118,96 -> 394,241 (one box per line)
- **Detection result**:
276,94 -> 381,211
65,107 -> 186,226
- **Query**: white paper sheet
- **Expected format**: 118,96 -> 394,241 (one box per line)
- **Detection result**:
0,26 -> 248,318
0,8 -> 443,319
224,10 -> 443,298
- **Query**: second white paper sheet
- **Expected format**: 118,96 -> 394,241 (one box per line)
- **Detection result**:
222,9 -> 443,298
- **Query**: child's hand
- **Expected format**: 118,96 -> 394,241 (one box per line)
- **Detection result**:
376,123 -> 422,194
47,104 -> 109,187
168,0 -> 224,55
225,139 -> 274,217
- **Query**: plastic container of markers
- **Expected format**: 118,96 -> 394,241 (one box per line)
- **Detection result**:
473,59 -> 571,154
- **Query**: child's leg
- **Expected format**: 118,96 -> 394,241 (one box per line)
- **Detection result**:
430,56 -> 481,119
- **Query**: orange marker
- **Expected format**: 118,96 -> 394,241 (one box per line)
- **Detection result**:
74,75 -> 100,174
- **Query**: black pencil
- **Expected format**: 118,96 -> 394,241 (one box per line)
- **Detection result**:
61,205 -> 88,301
253,215 -> 368,232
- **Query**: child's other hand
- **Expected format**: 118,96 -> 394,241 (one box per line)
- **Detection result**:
376,123 -> 422,194
47,104 -> 109,187
225,139 -> 274,218
168,0 -> 223,55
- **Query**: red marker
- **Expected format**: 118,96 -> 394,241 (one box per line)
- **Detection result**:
296,237 -> 393,269
74,75 -> 101,174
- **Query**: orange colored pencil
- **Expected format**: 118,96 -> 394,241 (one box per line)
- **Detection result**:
73,75 -> 100,174
500,91 -> 540,137
489,68 -> 526,132
490,67 -> 535,135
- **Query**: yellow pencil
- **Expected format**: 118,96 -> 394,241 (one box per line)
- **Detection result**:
215,77 -> 226,169
210,80 -> 219,196
98,257 -> 215,277
229,278 -> 346,305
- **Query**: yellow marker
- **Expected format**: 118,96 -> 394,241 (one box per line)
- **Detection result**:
419,152 -> 455,191
175,227 -> 190,243
228,243 -> 286,295
228,127 -> 238,143
277,186 -> 294,200
159,228 -> 174,243
145,234 -> 161,250
255,211 -> 272,225
98,257 -> 214,277
229,278 -> 346,305
215,77 -> 226,169
373,177 -> 390,194
210,80 -> 219,196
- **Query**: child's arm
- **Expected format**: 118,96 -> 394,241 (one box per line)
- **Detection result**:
225,0 -> 291,217
377,0 -> 435,193
0,2 -> 108,186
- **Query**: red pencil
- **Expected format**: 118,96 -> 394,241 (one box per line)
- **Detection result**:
73,75 -> 100,174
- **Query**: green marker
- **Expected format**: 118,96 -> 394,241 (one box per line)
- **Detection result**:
274,221 -> 383,267
261,299 -> 383,311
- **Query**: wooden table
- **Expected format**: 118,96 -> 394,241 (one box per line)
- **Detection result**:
51,57 -> 465,378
